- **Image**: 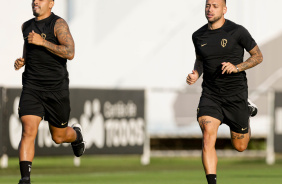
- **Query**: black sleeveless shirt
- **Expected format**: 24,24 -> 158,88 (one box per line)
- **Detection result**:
22,13 -> 69,91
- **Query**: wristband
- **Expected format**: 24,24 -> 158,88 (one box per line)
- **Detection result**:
235,65 -> 239,73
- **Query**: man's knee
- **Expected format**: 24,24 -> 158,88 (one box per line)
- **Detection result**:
50,126 -> 71,144
52,135 -> 65,144
21,115 -> 41,139
231,132 -> 249,152
233,143 -> 248,152
21,125 -> 38,140
202,132 -> 216,150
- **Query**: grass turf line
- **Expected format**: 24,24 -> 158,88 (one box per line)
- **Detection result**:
0,155 -> 281,184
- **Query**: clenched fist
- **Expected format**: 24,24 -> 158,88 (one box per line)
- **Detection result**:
28,30 -> 44,46
221,62 -> 238,74
186,70 -> 199,85
14,58 -> 25,70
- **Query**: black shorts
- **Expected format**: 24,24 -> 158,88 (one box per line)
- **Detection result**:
18,88 -> 70,128
197,91 -> 249,134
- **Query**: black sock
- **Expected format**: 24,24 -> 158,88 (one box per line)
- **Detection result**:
72,128 -> 83,144
20,161 -> 32,180
206,174 -> 217,184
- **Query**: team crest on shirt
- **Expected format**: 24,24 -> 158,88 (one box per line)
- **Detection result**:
41,33 -> 47,40
221,39 -> 227,47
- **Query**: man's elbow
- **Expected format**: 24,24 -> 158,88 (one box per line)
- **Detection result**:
258,53 -> 263,64
67,54 -> 74,60
67,49 -> 75,60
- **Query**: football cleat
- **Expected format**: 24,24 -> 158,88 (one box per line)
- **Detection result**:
18,177 -> 30,184
248,99 -> 258,117
71,124 -> 86,157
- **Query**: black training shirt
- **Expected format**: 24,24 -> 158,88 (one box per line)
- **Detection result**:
22,13 -> 69,91
192,19 -> 257,96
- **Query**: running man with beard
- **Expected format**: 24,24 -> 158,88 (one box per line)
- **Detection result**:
14,0 -> 85,183
186,0 -> 263,183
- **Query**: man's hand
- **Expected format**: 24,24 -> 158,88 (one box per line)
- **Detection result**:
14,58 -> 25,70
221,62 -> 238,74
186,70 -> 199,85
28,30 -> 44,46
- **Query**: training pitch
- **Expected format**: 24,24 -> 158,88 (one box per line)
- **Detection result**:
0,155 -> 281,184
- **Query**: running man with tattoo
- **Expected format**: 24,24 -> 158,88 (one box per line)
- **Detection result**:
14,1 -> 85,183
186,0 -> 263,183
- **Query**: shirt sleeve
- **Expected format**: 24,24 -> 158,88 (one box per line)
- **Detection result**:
238,26 -> 257,52
192,33 -> 200,55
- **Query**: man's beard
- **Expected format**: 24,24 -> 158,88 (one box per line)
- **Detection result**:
207,15 -> 222,24
33,11 -> 40,17
32,7 -> 41,17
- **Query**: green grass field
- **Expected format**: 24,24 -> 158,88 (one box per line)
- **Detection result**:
0,155 -> 281,184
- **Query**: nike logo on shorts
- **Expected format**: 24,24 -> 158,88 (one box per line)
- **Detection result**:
61,122 -> 68,126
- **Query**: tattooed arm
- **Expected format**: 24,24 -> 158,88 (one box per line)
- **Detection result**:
237,45 -> 263,72
222,45 -> 263,74
27,18 -> 75,60
44,18 -> 75,60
